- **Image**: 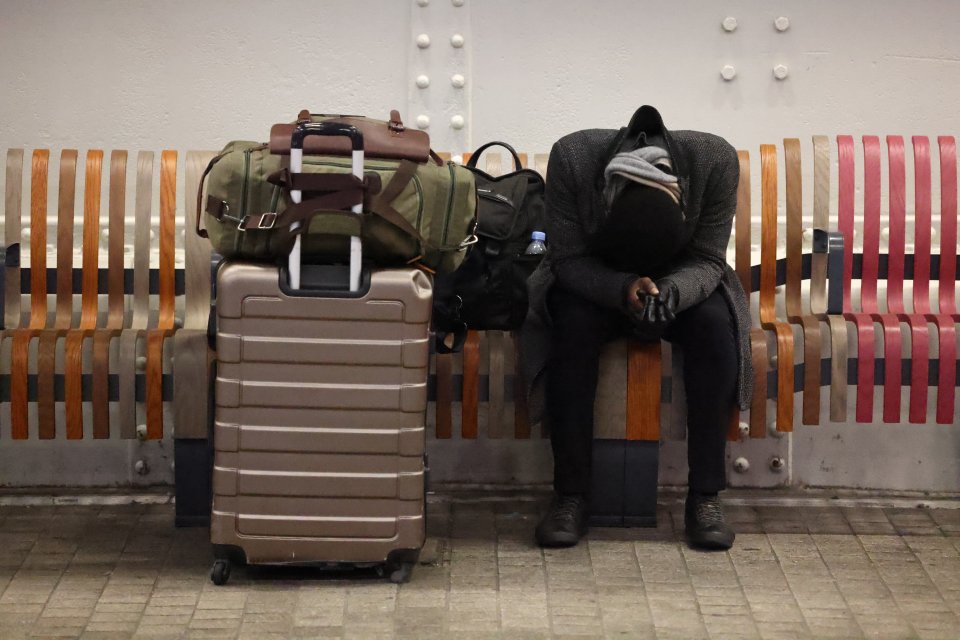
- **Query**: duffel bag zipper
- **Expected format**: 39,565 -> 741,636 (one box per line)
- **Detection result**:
238,144 -> 268,219
442,162 -> 456,246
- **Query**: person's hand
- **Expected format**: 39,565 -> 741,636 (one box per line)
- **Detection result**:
639,280 -> 678,326
625,277 -> 659,314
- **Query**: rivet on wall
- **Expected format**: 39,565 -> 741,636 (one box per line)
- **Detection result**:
733,457 -> 750,473
738,421 -> 750,438
416,34 -> 431,49
773,64 -> 789,80
450,33 -> 465,48
416,114 -> 431,129
416,75 -> 430,89
721,65 -> 737,81
451,73 -> 465,88
774,16 -> 790,32
451,115 -> 465,130
722,16 -> 738,32
770,456 -> 786,472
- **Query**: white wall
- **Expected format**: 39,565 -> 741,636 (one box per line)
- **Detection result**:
3,0 -> 959,154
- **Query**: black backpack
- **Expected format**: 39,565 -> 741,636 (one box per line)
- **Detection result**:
433,142 -> 546,351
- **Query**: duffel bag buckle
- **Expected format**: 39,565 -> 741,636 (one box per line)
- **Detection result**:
238,212 -> 278,231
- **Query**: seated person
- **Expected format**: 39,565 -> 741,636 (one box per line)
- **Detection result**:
522,105 -> 752,551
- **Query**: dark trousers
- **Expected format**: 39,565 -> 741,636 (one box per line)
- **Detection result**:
546,285 -> 738,496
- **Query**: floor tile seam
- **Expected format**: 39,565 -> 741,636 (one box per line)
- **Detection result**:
702,537 -> 764,640
811,530 -> 914,638
896,535 -> 960,633
80,508 -> 145,614
762,533 -> 820,637
592,537 -> 646,637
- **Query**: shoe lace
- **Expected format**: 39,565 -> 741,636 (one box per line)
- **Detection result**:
695,496 -> 724,525
554,495 -> 582,521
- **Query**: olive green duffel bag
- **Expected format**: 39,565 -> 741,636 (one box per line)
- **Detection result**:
196,140 -> 478,274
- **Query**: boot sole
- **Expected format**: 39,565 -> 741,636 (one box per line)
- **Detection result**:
535,525 -> 589,548
686,530 -> 735,551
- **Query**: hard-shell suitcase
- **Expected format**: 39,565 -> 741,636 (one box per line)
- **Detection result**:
209,121 -> 430,585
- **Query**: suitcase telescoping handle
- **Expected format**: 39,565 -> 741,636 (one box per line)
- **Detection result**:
289,122 -> 365,292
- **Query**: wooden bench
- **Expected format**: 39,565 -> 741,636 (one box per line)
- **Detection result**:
1,148 -> 217,523
2,136 -> 956,525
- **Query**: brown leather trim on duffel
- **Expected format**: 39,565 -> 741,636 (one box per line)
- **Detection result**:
270,115 -> 430,162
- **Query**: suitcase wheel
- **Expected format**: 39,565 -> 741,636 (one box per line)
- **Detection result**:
210,559 -> 231,586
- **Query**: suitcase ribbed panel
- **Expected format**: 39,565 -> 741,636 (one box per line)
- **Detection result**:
211,263 -> 429,562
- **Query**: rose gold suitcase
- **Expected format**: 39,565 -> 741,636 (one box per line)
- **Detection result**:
209,121 -> 430,585
209,262 -> 431,585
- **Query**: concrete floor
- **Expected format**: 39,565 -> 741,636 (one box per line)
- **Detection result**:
1,490 -> 960,639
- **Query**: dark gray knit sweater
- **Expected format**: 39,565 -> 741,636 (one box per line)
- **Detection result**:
521,127 -> 753,422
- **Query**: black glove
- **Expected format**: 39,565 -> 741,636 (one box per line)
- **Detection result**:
630,280 -> 678,340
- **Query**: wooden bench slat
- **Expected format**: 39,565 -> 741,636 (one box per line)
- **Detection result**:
938,137 -> 958,316
867,136 -> 904,423
733,150 -> 767,438
486,330 -> 506,438
11,150 -> 50,439
37,150 -> 78,439
461,330 -> 480,439
173,150 -> 218,440
838,136 -> 876,423
92,150 -> 128,439
626,342 -> 660,441
4,149 -> 24,332
784,138 -> 823,425
911,136 -> 956,424
119,152 -> 154,439
512,332 -> 531,439
534,153 -> 548,180
145,150 -> 177,439
886,136 -> 926,423
813,135 -> 849,423
434,352 -> 453,438
759,144 -> 795,432
64,150 -> 104,439
934,137 -> 958,423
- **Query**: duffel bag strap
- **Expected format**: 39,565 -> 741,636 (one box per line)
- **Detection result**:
267,168 -> 382,195
375,158 -> 447,267
369,159 -> 434,258
265,187 -> 366,231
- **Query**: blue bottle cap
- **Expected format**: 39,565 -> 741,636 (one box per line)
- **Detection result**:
531,231 -> 546,242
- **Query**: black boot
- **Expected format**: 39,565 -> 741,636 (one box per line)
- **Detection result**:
535,494 -> 588,548
685,492 -> 735,551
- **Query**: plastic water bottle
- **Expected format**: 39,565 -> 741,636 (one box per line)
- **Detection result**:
524,231 -> 547,255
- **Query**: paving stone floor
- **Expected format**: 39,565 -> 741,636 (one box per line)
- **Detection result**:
1,491 -> 960,639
